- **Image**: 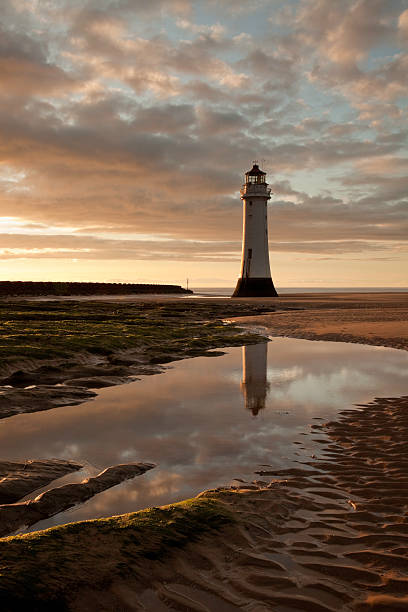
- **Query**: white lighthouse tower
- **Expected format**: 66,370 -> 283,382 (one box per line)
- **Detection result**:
232,162 -> 278,297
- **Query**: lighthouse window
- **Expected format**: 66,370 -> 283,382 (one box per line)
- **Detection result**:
246,175 -> 266,184
249,201 -> 252,206
248,248 -> 252,258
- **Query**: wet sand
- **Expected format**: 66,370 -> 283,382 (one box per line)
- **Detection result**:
72,395 -> 408,610
68,294 -> 408,610
1,293 -> 407,610
2,396 -> 407,610
0,298 -> 269,418
229,291 -> 408,351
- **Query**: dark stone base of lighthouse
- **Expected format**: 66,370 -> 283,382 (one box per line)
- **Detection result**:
232,277 -> 278,298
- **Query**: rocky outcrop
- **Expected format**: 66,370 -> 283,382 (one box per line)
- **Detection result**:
0,459 -> 82,504
0,385 -> 97,419
0,462 -> 155,537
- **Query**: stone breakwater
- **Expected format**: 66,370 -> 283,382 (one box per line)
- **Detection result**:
0,281 -> 192,297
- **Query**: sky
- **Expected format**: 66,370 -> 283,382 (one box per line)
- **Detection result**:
0,0 -> 407,288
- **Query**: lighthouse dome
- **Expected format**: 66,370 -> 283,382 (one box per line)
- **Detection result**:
245,163 -> 266,184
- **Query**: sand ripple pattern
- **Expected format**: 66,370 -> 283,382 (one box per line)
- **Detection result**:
133,396 -> 408,611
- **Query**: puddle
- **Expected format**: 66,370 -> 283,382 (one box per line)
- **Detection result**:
0,336 -> 406,532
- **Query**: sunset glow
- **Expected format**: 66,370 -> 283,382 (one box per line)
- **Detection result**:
1,0 -> 407,288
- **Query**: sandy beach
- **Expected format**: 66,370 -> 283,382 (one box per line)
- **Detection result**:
2,0 -> 407,605
229,292 -> 408,352
2,394 -> 407,610
75,394 -> 408,611
1,292 -> 407,610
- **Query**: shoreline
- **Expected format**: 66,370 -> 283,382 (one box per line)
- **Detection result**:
1,292 -> 406,425
0,299 -> 274,419
1,293 -> 407,610
2,395 -> 407,610
229,291 -> 408,352
1,292 -> 407,383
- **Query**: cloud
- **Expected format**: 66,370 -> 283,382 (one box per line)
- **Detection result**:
296,0 -> 395,64
176,18 -> 225,39
237,49 -> 299,92
0,0 -> 406,281
1,231 -> 405,262
399,8 -> 408,42
275,0 -> 408,125
195,105 -> 248,134
0,24 -> 79,96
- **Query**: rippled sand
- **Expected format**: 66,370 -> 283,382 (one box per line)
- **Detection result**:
91,395 -> 407,612
2,294 -> 407,610
2,398 -> 407,610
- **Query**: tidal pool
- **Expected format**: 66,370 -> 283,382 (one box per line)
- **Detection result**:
0,336 -> 406,532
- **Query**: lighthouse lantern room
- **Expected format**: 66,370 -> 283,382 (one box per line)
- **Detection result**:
232,162 -> 278,297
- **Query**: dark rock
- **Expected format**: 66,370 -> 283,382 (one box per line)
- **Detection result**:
0,462 -> 155,536
0,459 -> 82,504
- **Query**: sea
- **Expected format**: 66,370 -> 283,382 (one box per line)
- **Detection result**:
191,287 -> 408,297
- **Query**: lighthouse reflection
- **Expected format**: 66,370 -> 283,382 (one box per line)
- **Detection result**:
240,342 -> 270,416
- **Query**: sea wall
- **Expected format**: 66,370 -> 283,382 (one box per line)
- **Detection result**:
0,281 -> 192,297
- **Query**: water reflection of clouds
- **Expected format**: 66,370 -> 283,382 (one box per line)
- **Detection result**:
267,366 -> 304,385
381,362 -> 408,377
274,369 -> 375,409
1,336 -> 406,531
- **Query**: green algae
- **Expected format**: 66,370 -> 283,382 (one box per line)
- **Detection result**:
0,299 -> 274,609
0,495 -> 233,611
0,300 -> 272,373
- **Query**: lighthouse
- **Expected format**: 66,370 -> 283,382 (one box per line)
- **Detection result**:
232,162 -> 278,297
